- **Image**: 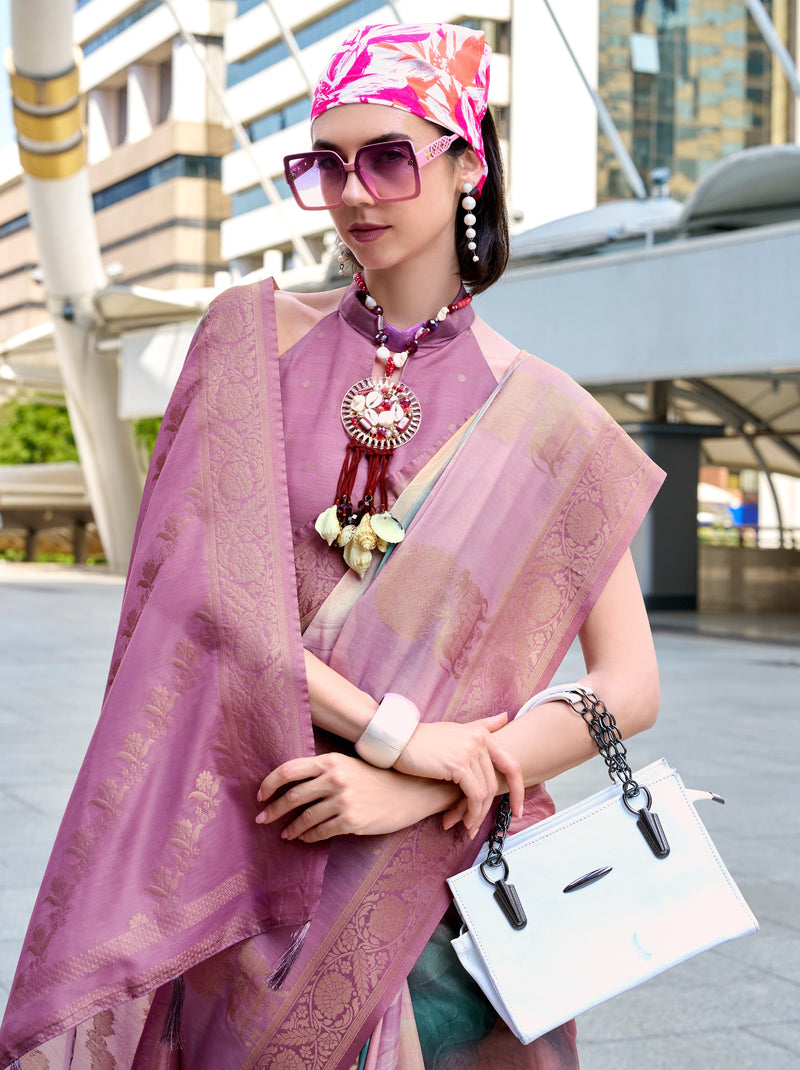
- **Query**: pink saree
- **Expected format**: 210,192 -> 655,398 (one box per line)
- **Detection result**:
0,281 -> 663,1069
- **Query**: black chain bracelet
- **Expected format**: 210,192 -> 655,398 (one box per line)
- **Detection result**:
483,687 -> 668,870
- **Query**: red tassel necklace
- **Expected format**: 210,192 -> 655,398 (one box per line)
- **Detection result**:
314,273 -> 473,578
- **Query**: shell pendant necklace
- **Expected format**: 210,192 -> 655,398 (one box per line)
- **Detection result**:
315,271 -> 473,578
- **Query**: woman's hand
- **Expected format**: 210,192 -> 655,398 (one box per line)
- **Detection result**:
393,714 -> 524,835
255,753 -> 461,843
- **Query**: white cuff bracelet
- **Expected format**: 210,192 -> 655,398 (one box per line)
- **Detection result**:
355,693 -> 420,769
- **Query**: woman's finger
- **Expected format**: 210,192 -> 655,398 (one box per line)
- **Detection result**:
442,796 -> 469,831
256,773 -> 327,824
257,756 -> 323,803
279,797 -> 339,840
488,739 -> 524,817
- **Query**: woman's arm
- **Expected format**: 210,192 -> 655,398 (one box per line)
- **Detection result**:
261,551 -> 656,840
302,648 -> 523,833
443,549 -> 658,825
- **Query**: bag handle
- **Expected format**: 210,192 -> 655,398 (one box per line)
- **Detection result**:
484,686 -> 670,892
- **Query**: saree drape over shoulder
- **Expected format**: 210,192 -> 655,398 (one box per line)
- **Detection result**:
0,281 -> 664,1070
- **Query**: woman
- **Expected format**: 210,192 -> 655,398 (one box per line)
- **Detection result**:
0,22 -> 662,1070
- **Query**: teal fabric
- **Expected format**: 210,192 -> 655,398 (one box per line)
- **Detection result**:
407,907 -> 497,1067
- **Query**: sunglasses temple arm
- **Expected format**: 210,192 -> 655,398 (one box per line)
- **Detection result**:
414,133 -> 460,169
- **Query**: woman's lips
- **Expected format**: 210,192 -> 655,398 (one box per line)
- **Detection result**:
348,224 -> 389,243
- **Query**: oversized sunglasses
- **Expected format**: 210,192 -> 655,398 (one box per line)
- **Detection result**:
283,133 -> 459,210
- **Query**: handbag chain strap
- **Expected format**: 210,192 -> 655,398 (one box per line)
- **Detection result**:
486,687 -> 670,875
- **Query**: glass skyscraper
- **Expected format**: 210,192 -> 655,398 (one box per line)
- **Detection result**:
597,0 -> 794,200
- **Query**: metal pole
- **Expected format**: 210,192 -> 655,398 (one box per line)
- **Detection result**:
541,0 -> 648,200
10,0 -> 143,570
743,0 -> 800,99
162,0 -> 317,268
745,437 -> 787,547
264,0 -> 314,95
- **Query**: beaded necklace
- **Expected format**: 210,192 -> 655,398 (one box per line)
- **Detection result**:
314,273 -> 473,577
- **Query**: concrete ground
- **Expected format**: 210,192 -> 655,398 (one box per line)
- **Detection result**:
0,562 -> 797,1069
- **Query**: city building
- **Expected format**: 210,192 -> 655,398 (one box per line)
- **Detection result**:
0,0 -> 232,346
597,0 -> 797,202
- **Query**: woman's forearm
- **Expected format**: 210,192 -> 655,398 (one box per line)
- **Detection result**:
304,647 -> 378,741
494,550 -> 660,793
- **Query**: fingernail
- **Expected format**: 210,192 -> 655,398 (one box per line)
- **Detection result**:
255,812 -> 265,824
256,791 -> 263,803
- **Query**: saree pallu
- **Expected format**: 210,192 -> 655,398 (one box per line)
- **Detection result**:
0,281 -> 664,1070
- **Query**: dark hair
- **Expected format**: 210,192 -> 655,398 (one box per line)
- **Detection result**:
448,109 -> 509,294
337,109 -> 509,294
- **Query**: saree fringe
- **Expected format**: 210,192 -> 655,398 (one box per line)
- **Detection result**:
158,976 -> 185,1049
267,921 -> 312,990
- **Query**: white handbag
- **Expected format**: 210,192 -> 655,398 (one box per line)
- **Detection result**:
447,686 -> 759,1045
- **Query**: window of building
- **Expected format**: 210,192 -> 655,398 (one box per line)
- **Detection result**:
231,174 -> 292,217
83,0 -> 163,58
0,213 -> 30,240
92,155 -> 222,213
227,0 -> 386,88
245,96 -> 311,142
227,39 -> 289,88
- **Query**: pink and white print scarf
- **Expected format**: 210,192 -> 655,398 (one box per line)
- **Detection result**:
311,23 -> 491,189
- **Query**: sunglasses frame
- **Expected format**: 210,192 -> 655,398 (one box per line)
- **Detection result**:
283,133 -> 460,211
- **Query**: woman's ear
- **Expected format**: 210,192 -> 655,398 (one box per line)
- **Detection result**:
455,145 -> 482,193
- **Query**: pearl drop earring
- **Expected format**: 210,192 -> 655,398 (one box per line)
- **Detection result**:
462,182 -> 478,263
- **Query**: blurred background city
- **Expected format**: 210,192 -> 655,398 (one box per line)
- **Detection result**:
0,0 -> 798,608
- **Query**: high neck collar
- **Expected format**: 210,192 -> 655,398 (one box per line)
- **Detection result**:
338,280 -> 475,354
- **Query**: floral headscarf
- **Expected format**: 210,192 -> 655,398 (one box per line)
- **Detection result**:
311,23 -> 491,191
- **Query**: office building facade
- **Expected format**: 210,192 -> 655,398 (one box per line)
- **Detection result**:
597,0 -> 797,201
0,0 -> 231,345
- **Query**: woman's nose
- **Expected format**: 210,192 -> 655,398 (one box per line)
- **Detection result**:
341,165 -> 374,206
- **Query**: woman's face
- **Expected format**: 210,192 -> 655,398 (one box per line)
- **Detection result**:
310,103 -> 479,278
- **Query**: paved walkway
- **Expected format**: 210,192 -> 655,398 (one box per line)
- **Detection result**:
0,563 -> 798,1069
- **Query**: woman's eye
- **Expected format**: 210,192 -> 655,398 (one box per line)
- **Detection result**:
318,156 -> 341,173
372,148 -> 409,168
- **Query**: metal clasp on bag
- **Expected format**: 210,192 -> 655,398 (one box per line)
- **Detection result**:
622,784 -> 670,859
480,857 -> 528,930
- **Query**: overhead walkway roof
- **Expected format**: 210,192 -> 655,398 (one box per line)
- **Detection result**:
476,145 -> 800,478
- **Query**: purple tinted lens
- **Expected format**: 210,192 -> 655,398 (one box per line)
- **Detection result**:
285,153 -> 343,209
357,142 -> 418,201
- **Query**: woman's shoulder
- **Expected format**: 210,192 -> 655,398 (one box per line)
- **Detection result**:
471,314 -> 522,382
274,286 -> 343,355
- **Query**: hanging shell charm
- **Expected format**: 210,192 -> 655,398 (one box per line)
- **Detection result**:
314,505 -> 341,546
355,514 -> 378,550
343,538 -> 373,579
371,511 -> 405,544
337,524 -> 356,547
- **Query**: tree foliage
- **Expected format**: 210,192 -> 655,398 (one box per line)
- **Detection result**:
0,400 -> 78,465
0,400 -> 162,468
